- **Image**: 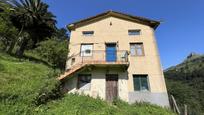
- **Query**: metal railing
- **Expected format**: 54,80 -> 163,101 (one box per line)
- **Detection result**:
69,50 -> 129,67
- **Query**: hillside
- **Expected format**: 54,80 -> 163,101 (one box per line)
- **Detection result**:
0,52 -> 174,115
0,52 -> 60,114
165,53 -> 204,115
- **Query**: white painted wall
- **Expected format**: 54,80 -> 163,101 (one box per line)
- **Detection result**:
63,67 -> 128,101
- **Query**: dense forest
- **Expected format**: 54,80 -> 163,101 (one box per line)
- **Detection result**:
165,53 -> 204,115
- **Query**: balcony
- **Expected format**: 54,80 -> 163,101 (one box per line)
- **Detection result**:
58,50 -> 129,80
70,50 -> 129,67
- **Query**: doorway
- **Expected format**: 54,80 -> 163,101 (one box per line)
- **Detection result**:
106,74 -> 118,102
106,43 -> 116,62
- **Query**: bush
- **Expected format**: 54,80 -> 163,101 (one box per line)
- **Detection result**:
0,12 -> 18,53
34,38 -> 68,70
34,71 -> 63,105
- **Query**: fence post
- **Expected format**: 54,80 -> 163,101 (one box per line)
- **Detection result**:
82,51 -> 83,63
170,95 -> 181,114
184,104 -> 187,115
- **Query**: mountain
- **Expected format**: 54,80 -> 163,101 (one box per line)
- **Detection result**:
165,53 -> 204,115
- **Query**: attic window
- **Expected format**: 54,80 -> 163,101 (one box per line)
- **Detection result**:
128,29 -> 141,36
82,31 -> 94,36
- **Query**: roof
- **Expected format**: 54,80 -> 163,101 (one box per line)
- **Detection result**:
67,10 -> 160,31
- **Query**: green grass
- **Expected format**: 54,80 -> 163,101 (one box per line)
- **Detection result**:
35,94 -> 174,115
0,52 -> 58,114
0,52 -> 175,115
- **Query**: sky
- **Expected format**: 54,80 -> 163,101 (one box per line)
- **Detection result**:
44,0 -> 204,69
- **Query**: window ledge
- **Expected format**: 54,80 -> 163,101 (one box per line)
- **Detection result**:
130,55 -> 145,57
133,90 -> 150,93
82,35 -> 95,37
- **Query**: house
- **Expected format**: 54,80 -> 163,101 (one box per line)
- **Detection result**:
58,11 -> 169,107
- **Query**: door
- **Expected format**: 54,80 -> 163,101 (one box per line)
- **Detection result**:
106,74 -> 118,102
106,44 -> 116,62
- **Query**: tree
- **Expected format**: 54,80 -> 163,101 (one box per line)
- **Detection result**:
1,0 -> 56,57
35,37 -> 68,70
54,28 -> 69,40
0,16 -> 18,52
0,5 -> 18,53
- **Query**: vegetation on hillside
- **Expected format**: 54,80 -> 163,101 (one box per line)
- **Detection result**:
0,1 -> 69,110
34,37 -> 68,70
165,53 -> 204,115
0,0 -> 69,70
38,94 -> 174,115
0,52 -> 62,114
1,0 -> 56,57
0,52 -> 175,114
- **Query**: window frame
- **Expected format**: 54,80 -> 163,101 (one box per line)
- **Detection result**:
130,43 -> 145,56
128,29 -> 141,36
77,74 -> 92,90
80,43 -> 93,57
82,31 -> 94,36
133,74 -> 150,92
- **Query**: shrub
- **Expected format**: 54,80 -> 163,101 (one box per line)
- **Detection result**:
34,71 -> 63,105
0,12 -> 18,53
34,38 -> 68,70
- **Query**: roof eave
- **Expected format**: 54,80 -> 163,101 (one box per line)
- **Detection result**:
67,11 -> 160,31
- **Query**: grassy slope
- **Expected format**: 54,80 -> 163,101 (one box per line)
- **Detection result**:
38,94 -> 174,115
0,52 -> 58,114
165,54 -> 204,114
0,52 -> 174,115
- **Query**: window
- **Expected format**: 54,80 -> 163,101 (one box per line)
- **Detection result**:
80,44 -> 93,56
82,31 -> 94,36
128,29 -> 141,35
133,75 -> 149,91
130,43 -> 144,56
78,74 -> 92,90
71,58 -> 75,65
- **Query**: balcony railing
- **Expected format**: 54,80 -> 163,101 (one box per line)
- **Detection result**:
70,50 -> 129,67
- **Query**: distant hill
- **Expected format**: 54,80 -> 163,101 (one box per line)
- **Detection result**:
165,53 -> 204,115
